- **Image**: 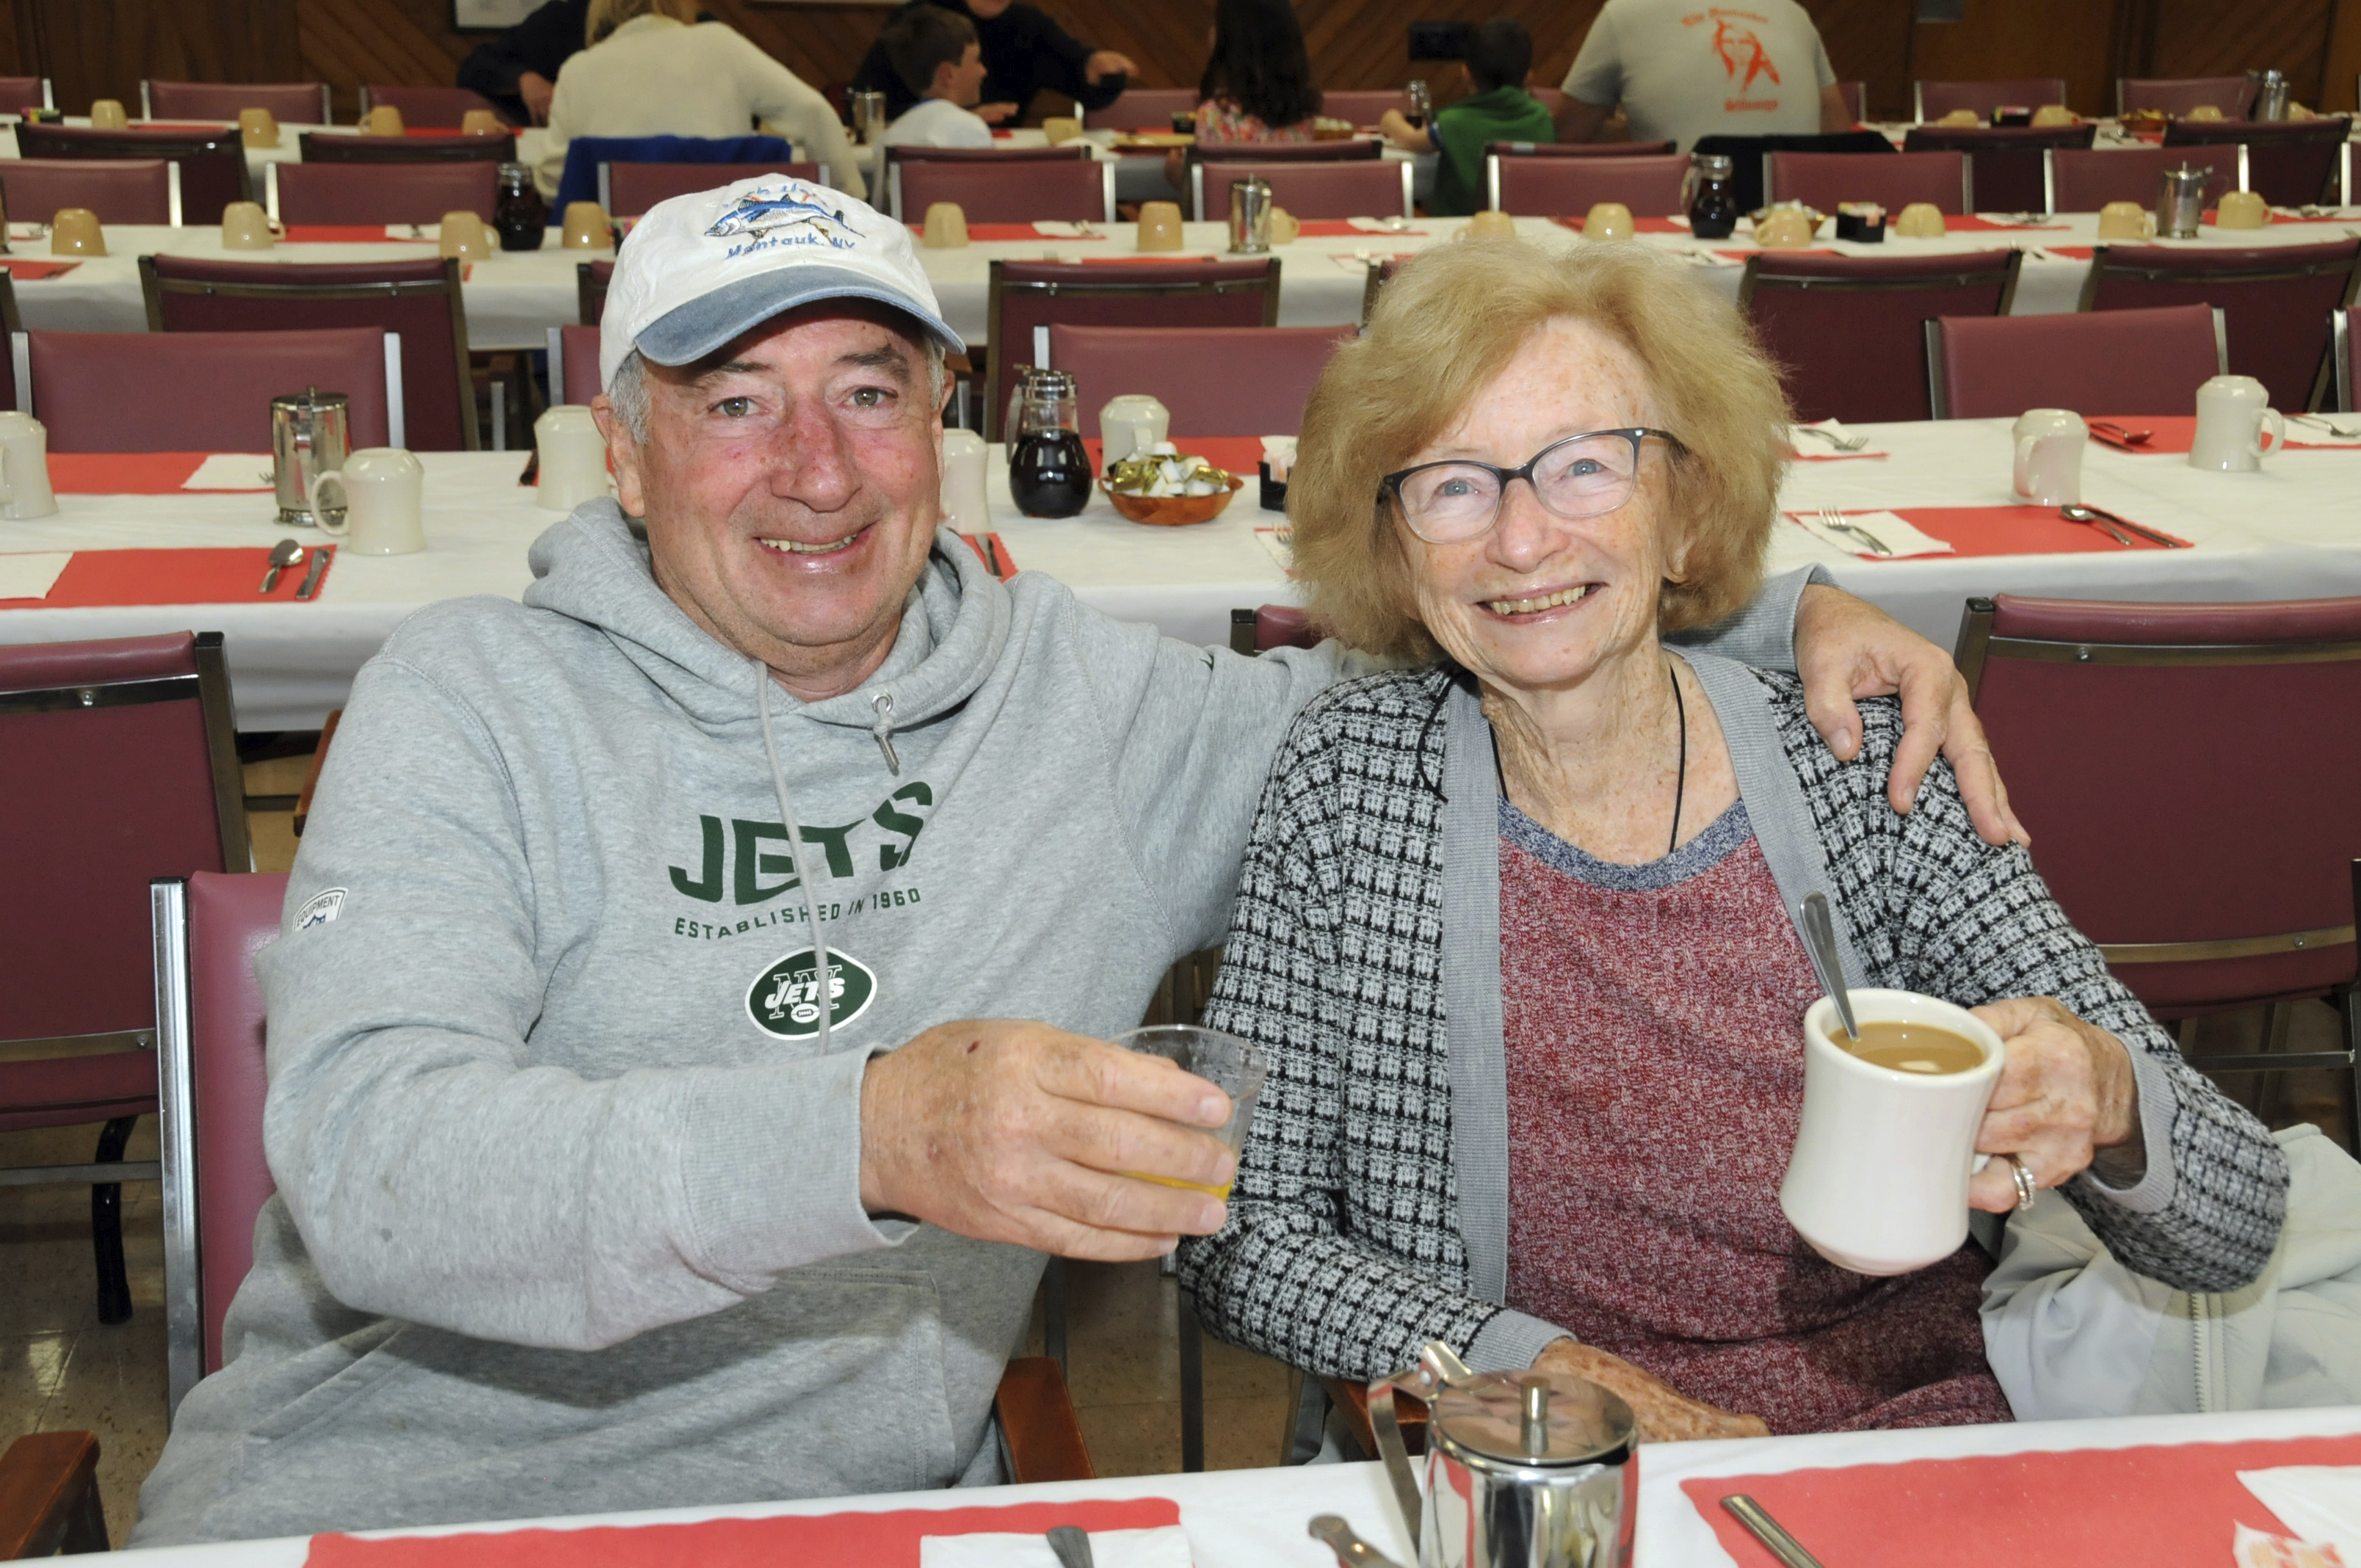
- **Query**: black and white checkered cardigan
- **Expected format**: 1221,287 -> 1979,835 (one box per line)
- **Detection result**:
1177,662 -> 2292,1384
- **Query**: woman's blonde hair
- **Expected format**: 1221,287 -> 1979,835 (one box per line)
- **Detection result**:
1288,241 -> 1794,661
587,0 -> 697,46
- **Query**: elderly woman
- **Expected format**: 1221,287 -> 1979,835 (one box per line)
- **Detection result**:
1178,242 -> 2289,1438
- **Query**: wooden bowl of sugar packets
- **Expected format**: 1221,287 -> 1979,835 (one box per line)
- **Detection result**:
1101,444 -> 1246,526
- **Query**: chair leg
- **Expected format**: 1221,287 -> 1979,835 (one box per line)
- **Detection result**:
1178,1291 -> 1204,1473
90,1117 -> 137,1326
2257,1001 -> 2292,1127
2343,987 -> 2361,1159
1040,1256 -> 1067,1380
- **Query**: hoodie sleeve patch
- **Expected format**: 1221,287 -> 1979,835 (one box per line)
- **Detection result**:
295,888 -> 348,931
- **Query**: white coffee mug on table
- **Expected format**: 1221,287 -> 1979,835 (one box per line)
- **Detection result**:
2011,408 -> 2085,506
0,410 -> 57,519
939,427 -> 990,534
1098,394 -> 1169,464
2190,374 -> 2284,472
307,446 -> 424,556
534,405 -> 609,512
1780,988 -> 2006,1277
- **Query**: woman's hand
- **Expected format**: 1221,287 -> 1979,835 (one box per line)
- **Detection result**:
1531,1338 -> 1769,1442
1967,996 -> 2141,1211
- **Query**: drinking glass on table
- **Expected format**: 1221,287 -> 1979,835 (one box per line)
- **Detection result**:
1113,1024 -> 1266,1197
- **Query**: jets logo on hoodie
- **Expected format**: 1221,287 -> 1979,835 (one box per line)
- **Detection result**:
746,947 -> 877,1038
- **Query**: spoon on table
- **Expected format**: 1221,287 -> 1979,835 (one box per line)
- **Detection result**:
2086,419 -> 2151,447
2061,504 -> 2180,548
1045,1524 -> 1095,1568
1796,892 -> 1857,1042
1308,1515 -> 1407,1568
259,538 -> 302,594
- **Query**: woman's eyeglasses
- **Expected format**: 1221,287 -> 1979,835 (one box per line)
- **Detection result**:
1379,428 -> 1682,543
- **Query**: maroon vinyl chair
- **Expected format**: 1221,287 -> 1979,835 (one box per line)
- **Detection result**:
298,130 -> 518,165
578,258 -> 614,325
1487,150 -> 1688,216
2338,307 -> 2356,413
1486,139 -> 1676,159
893,158 -> 1114,223
2047,145 -> 2238,212
2165,117 -> 2353,208
606,160 -> 815,218
1227,604 -> 1320,655
12,124 -> 247,225
1359,254 -> 1404,326
145,80 -> 330,125
546,322 -> 602,404
0,159 -> 172,226
887,143 -> 1092,164
0,633 -> 247,1327
1954,595 -> 2361,1151
984,258 -> 1280,439
1320,90 -> 1409,125
1766,149 -> 1970,214
2117,76 -> 2257,119
1191,159 -> 1412,221
360,84 -> 510,128
142,253 -> 478,450
1901,123 -> 2097,214
0,273 -> 22,412
1083,88 -> 1197,131
0,76 -> 51,115
1926,302 -> 2224,419
2080,238 -> 2361,413
1193,139 -> 1381,163
28,328 -> 394,453
1048,323 -> 1352,438
269,160 -> 497,225
1740,249 -> 2023,423
1914,79 -> 2068,122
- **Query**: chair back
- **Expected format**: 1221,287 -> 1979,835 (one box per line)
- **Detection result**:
1193,139 -> 1379,162
1191,159 -> 1412,221
553,132 -> 800,211
28,327 -> 394,453
1488,151 -> 1689,216
0,274 -> 21,410
271,160 -> 496,226
1914,79 -> 2068,121
606,160 -> 815,218
142,254 -> 476,450
2164,116 -> 2352,207
1689,130 -> 1893,211
1486,139 -> 1676,159
1319,90 -> 1408,125
984,258 -> 1279,440
360,84 -> 509,128
14,125 -> 247,224
1227,604 -> 1319,655
1047,323 -> 1351,438
2047,144 -> 2236,212
1740,249 -> 2021,423
579,258 -> 614,325
0,633 -> 244,1048
153,869 -> 289,1415
1901,123 -> 2096,214
1837,81 -> 1866,123
1929,302 -> 2222,419
146,81 -> 328,125
1083,88 -> 1195,131
553,322 -> 602,404
2080,238 -> 2361,412
0,76 -> 48,115
2117,76 -> 2257,118
1768,149 -> 1969,214
1955,595 -> 2361,1015
2339,306 -> 2355,414
0,159 -> 172,225
300,131 -> 517,165
894,158 -> 1113,223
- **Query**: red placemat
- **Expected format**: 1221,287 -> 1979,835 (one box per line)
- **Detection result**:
0,258 -> 79,280
1293,219 -> 1431,237
1948,214 -> 2070,231
2043,244 -> 2096,258
2089,414 -> 2359,454
0,545 -> 336,609
1083,435 -> 1266,475
1896,504 -> 2188,554
1551,215 -> 1693,234
905,222 -> 1107,243
2202,209 -> 2361,225
1685,1431 -> 2361,1568
957,530 -> 1018,578
47,451 -> 211,493
305,1498 -> 1178,1568
283,225 -> 435,244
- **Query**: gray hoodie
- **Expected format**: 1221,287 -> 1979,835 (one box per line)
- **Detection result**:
133,503 -> 1814,1545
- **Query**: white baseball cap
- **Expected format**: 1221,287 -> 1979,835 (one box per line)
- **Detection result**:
597,174 -> 964,391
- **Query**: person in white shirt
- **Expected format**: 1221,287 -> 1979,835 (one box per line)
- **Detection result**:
878,7 -> 995,149
536,0 -> 866,198
1553,0 -> 1849,151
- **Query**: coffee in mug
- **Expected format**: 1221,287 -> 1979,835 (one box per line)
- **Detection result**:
1838,1020 -> 1987,1075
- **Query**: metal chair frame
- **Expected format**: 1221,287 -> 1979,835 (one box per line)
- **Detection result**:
1738,249 -> 2024,311
1922,304 -> 2226,418
1189,159 -> 1413,223
578,258 -> 613,326
2337,308 -> 2353,414
12,125 -> 248,219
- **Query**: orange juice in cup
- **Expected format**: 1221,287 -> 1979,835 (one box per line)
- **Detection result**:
1114,1023 -> 1266,1198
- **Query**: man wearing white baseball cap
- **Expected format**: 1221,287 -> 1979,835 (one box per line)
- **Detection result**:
134,175 -> 2017,1543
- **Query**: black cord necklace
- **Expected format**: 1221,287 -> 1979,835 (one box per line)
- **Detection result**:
1667,658 -> 1687,856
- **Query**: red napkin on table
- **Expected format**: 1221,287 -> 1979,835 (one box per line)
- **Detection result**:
1082,435 -> 1266,477
2042,244 -> 2097,258
2089,413 -> 2358,454
1686,1431 -> 2361,1568
1945,214 -> 2070,231
904,222 -> 1107,243
283,225 -> 435,244
305,1498 -> 1179,1568
46,451 -> 215,494
1895,504 -> 2187,554
1291,219 -> 1430,237
0,545 -> 335,609
0,258 -> 79,280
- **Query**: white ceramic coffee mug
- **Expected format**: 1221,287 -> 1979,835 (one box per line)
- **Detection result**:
534,405 -> 609,512
939,427 -> 990,533
1780,988 -> 2006,1277
1098,395 -> 1170,463
308,446 -> 424,555
2190,374 -> 2284,472
0,411 -> 57,519
2012,408 -> 2086,505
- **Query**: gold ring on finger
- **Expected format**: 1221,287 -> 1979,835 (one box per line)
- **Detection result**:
2005,1153 -> 2039,1212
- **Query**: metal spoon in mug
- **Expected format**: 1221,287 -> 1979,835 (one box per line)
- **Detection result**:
1046,1525 -> 1095,1568
1797,892 -> 1857,1042
259,539 -> 302,593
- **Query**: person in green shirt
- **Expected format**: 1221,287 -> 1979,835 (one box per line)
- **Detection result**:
1380,19 -> 1556,217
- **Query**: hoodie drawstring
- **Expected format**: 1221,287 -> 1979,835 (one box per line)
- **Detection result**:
755,667 -> 833,1057
871,692 -> 900,776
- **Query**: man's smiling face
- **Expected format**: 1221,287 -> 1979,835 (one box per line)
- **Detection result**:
598,300 -> 945,700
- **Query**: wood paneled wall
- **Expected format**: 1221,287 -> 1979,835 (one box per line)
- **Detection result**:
5,0 -> 2353,123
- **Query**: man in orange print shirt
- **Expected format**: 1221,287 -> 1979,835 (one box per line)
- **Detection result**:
1555,0 -> 1851,150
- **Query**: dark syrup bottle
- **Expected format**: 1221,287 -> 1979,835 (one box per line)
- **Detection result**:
1687,154 -> 1739,240
1009,429 -> 1091,518
493,161 -> 548,252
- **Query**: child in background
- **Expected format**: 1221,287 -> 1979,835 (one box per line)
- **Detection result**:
1382,19 -> 1556,217
880,5 -> 994,148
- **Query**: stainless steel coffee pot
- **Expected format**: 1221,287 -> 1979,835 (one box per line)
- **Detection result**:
2157,164 -> 2210,239
272,386 -> 349,528
1228,176 -> 1274,254
852,90 -> 888,145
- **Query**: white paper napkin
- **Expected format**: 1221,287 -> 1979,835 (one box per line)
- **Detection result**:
1032,221 -> 1105,239
2285,416 -> 2361,448
1791,419 -> 1891,460
918,1525 -> 1195,1568
181,453 -> 277,491
2241,1467 -> 2361,1563
0,551 -> 72,599
1253,523 -> 1294,570
1349,215 -> 1422,233
1790,508 -> 1954,558
1260,435 -> 1296,482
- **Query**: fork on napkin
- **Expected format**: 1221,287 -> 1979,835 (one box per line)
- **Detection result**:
1789,507 -> 1954,558
1791,420 -> 1888,459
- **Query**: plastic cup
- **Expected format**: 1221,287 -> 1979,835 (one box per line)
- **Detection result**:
1113,1024 -> 1266,1197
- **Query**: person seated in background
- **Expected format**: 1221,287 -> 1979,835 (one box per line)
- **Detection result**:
880,6 -> 993,150
457,0 -> 590,126
1193,0 -> 1321,145
534,0 -> 866,200
1379,18 -> 1555,217
1552,0 -> 1849,150
853,0 -> 1134,127
1178,240 -> 2289,1441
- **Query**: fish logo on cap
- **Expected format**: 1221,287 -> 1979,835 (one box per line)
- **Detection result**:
704,183 -> 862,256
